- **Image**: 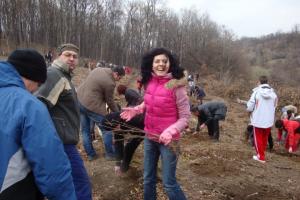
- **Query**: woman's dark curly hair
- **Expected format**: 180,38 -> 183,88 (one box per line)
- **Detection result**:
140,48 -> 185,85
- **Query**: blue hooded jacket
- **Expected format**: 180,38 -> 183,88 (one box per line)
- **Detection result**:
0,61 -> 76,199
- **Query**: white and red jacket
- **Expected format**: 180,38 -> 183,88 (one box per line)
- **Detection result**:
247,84 -> 277,128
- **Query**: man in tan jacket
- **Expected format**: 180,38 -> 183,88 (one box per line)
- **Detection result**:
77,66 -> 125,160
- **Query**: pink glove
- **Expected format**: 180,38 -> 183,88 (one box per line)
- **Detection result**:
120,106 -> 143,121
159,128 -> 178,145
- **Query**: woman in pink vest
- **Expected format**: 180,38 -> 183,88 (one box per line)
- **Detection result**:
121,48 -> 190,200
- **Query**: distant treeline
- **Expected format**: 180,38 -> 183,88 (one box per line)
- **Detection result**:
0,0 -> 246,80
238,26 -> 300,86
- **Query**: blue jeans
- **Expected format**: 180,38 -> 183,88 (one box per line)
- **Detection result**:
79,104 -> 115,158
143,139 -> 186,200
64,145 -> 92,200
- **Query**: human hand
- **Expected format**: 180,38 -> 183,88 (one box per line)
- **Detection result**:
288,147 -> 293,153
120,107 -> 140,121
159,130 -> 173,145
200,124 -> 206,129
158,127 -> 178,146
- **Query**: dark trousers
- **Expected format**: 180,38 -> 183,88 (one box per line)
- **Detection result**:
207,119 -> 220,140
0,172 -> 43,200
114,132 -> 143,172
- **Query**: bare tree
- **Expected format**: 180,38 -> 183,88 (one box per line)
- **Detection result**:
0,0 -> 247,80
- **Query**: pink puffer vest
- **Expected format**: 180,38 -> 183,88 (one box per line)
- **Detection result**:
144,75 -> 180,141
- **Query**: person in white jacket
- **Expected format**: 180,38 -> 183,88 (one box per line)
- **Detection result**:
247,76 -> 277,163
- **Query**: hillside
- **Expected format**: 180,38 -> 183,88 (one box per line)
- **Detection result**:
73,67 -> 300,200
238,32 -> 300,86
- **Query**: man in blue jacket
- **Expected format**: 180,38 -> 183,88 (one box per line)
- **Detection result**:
0,49 -> 76,199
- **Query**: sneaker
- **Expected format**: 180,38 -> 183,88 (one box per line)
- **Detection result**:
252,155 -> 266,164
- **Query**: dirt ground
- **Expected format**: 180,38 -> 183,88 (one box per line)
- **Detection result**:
73,67 -> 300,200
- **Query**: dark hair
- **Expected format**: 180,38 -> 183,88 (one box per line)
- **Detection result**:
112,66 -> 125,76
190,105 -> 199,113
259,75 -> 268,84
287,110 -> 293,115
117,84 -> 127,95
140,48 -> 184,85
275,119 -> 283,129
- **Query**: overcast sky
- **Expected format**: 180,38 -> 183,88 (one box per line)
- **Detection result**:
165,0 -> 300,38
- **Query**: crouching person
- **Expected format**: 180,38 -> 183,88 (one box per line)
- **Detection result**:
102,112 -> 145,175
191,101 -> 227,141
275,119 -> 300,153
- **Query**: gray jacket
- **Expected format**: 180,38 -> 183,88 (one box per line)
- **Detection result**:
35,60 -> 80,144
198,101 -> 227,124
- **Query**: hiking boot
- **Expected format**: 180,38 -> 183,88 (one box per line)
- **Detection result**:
252,155 -> 266,164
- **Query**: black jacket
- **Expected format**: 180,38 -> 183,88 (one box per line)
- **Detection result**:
197,101 -> 227,125
125,88 -> 143,107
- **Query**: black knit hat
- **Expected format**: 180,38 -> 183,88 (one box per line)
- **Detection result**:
7,49 -> 47,83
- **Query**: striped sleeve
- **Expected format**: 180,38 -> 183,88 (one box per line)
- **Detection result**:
35,70 -> 68,107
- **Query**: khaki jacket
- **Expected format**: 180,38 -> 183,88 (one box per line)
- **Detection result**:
77,67 -> 119,115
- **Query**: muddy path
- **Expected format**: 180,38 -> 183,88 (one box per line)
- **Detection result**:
73,68 -> 300,200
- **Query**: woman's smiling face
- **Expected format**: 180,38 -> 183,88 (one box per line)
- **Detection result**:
152,54 -> 170,76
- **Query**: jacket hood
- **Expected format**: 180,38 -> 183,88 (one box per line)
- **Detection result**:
0,61 -> 25,89
256,84 -> 274,99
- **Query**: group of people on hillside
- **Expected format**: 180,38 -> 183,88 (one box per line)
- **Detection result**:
191,74 -> 299,165
1,42 -> 299,200
236,76 -> 300,163
0,46 -> 191,200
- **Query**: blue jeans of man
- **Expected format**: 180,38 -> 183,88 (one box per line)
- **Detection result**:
79,104 -> 115,158
143,138 -> 187,200
64,144 -> 92,200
